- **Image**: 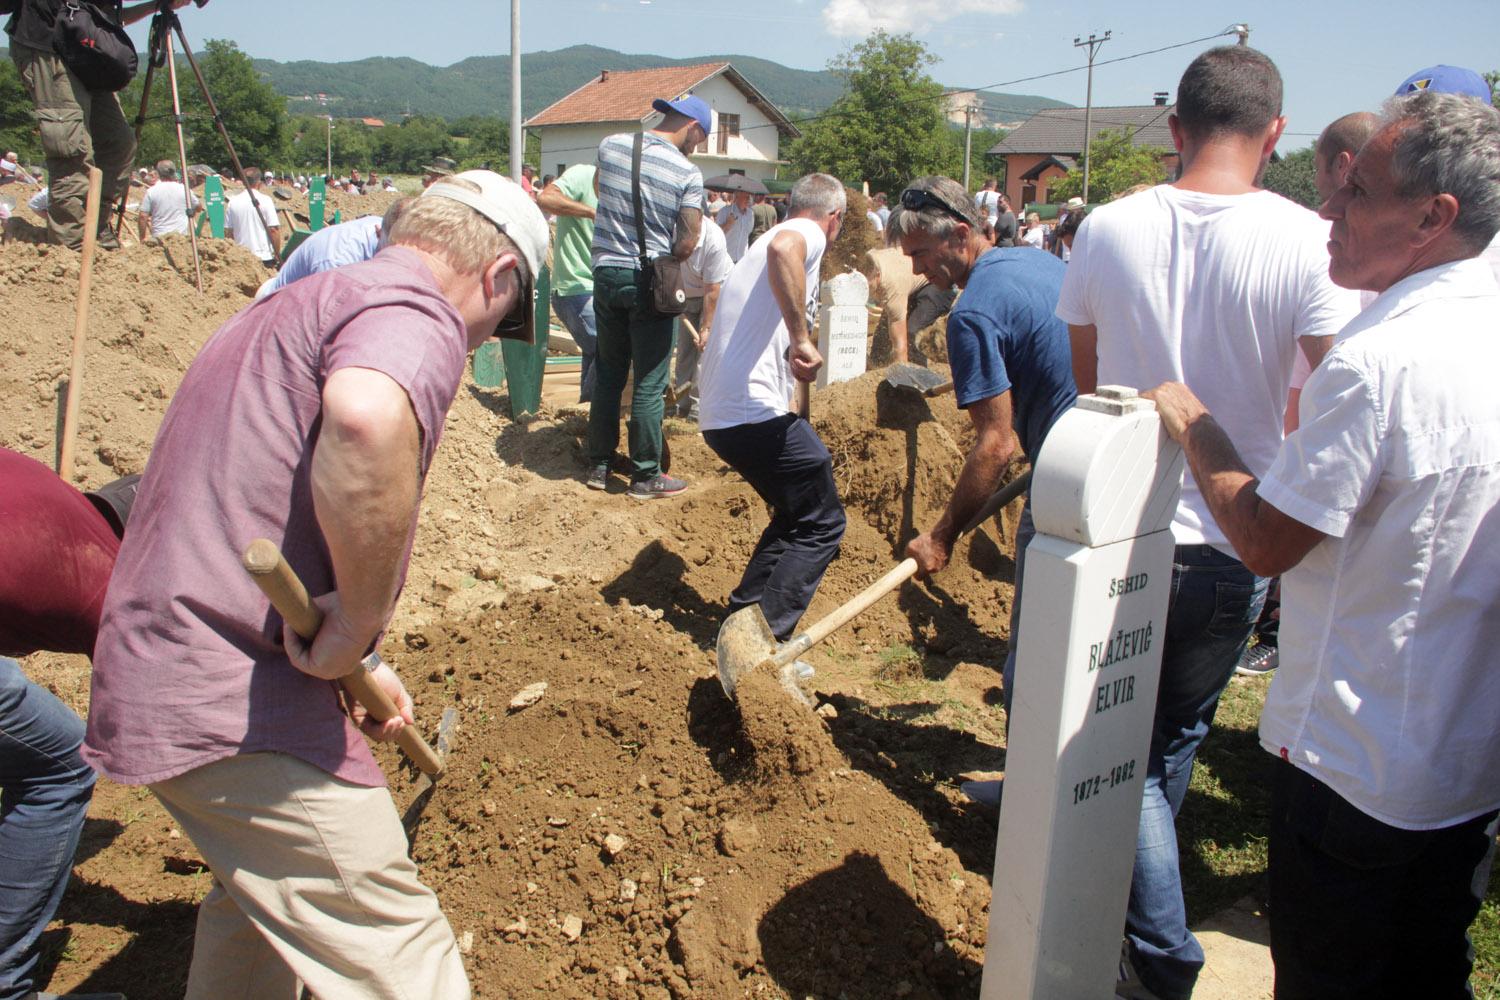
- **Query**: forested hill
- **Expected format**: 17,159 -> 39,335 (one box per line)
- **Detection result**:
249,43 -> 1070,122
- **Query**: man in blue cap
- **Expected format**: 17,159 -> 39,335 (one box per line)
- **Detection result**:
585,94 -> 709,499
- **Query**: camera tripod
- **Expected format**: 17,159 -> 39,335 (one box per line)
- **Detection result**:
112,0 -> 278,290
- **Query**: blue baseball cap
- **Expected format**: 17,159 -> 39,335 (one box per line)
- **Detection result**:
651,95 -> 713,137
1394,65 -> 1493,101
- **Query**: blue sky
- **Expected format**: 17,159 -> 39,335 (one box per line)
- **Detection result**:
141,0 -> 1496,152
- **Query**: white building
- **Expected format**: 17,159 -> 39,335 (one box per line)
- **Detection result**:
525,62 -> 800,183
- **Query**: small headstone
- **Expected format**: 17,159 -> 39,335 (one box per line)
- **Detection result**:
817,271 -> 869,387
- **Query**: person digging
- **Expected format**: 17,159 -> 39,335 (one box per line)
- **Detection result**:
82,170 -> 548,1000
891,176 -> 1078,807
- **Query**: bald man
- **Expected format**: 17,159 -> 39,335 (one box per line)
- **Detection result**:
1314,112 -> 1381,202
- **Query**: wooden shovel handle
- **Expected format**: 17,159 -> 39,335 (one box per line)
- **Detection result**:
58,167 -> 103,481
242,539 -> 443,777
769,470 -> 1034,669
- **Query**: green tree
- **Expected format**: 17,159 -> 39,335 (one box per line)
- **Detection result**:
787,32 -> 957,193
0,61 -> 40,163
1487,70 -> 1500,109
189,40 -> 290,169
1262,146 -> 1319,209
373,115 -> 453,173
451,115 -> 508,169
1049,127 -> 1168,204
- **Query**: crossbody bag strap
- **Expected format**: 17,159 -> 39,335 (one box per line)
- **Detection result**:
630,131 -> 649,269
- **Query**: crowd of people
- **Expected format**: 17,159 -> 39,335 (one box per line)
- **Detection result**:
3,0 -> 1499,994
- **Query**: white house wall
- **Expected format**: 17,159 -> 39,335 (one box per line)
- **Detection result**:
692,76 -> 781,165
539,124 -> 627,178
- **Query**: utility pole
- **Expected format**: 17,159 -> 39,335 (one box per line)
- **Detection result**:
1233,23 -> 1250,45
962,103 -> 978,190
509,0 -> 523,183
1073,30 -> 1110,205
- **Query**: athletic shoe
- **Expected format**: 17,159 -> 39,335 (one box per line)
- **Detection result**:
585,463 -> 609,491
1234,643 -> 1279,676
960,779 -> 1003,808
1117,939 -> 1168,1000
627,473 -> 687,500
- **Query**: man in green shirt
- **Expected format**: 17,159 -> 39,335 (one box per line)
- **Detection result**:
538,164 -> 599,402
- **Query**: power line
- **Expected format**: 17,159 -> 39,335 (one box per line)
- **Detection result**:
523,26 -> 1241,160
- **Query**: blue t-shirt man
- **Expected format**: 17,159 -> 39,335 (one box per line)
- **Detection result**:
946,247 -> 1076,459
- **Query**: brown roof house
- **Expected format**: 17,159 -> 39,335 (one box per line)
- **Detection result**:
525,62 -> 801,182
988,98 -> 1178,207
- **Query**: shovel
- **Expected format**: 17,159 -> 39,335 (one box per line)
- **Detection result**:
241,539 -> 445,777
716,469 -> 1033,700
885,361 -> 954,398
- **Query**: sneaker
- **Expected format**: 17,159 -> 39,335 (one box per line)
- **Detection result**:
960,779 -> 1003,808
1235,642 -> 1279,676
585,463 -> 609,491
627,473 -> 686,500
1116,939 -> 1168,1000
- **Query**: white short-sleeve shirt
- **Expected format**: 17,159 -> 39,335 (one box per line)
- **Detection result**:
1056,186 -> 1360,548
697,218 -> 826,431
683,217 -> 733,298
716,202 -> 754,262
224,188 -> 279,262
138,180 -> 200,236
1257,257 -> 1500,830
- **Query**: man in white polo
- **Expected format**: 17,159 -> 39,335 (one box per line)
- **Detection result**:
1144,89 -> 1500,998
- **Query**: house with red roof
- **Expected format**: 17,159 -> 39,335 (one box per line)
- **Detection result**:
525,62 -> 801,182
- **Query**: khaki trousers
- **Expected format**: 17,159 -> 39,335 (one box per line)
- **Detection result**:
150,753 -> 469,1000
10,41 -> 135,249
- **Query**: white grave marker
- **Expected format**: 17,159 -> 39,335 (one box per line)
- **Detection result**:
816,271 -> 869,388
980,386 -> 1184,999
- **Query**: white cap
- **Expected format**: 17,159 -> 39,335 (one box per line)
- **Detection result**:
422,170 -> 550,343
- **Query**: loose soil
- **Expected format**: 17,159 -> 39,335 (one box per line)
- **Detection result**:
3,234 -> 1032,999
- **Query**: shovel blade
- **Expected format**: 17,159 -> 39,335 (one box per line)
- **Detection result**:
716,605 -> 777,700
401,706 -> 459,840
884,362 -> 949,395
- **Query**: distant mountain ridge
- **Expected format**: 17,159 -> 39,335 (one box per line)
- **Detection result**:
250,43 -> 1072,123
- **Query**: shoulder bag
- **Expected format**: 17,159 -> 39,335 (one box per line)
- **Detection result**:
53,0 -> 138,92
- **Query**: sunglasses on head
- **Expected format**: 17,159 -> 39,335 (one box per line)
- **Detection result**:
900,187 -> 971,225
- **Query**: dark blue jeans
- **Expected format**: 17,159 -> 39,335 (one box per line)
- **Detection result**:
1269,758 -> 1498,999
704,413 -> 846,641
586,266 -> 675,481
0,656 -> 95,1000
1126,546 -> 1268,1000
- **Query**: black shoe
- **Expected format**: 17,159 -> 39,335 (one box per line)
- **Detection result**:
1235,643 -> 1279,676
627,473 -> 686,500
585,463 -> 609,490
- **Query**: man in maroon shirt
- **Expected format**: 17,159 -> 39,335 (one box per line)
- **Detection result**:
85,171 -> 548,1000
0,447 -> 134,1000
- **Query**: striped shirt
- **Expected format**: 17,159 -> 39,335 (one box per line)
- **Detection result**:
592,131 -> 704,271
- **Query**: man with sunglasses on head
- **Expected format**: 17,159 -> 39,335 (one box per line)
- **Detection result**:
892,176 -> 1077,801
84,171 -> 547,1000
1055,48 -> 1359,1000
696,173 -> 849,655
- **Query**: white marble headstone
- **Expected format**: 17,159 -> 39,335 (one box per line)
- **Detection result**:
816,271 -> 869,388
980,386 -> 1184,999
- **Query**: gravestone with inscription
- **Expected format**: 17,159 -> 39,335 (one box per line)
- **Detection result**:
816,271 -> 868,388
980,386 -> 1184,999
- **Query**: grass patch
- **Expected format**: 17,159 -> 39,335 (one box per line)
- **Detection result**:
875,642 -> 925,681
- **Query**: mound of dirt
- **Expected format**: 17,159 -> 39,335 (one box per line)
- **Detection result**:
0,236 -> 274,484
7,234 -> 1027,999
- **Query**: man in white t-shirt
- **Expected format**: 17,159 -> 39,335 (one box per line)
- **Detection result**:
1144,90 -> 1500,999
974,178 -> 1000,226
1056,46 -> 1360,1000
697,173 -> 846,643
670,214 -> 733,419
716,189 -> 754,262
223,167 -> 281,266
136,160 -> 201,240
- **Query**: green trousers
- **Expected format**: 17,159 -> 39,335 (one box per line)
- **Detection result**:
586,265 -> 676,481
12,41 -> 136,250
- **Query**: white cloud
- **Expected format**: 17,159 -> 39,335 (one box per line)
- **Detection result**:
822,0 -> 1023,39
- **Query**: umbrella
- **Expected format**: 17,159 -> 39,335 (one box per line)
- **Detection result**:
704,174 -> 768,195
